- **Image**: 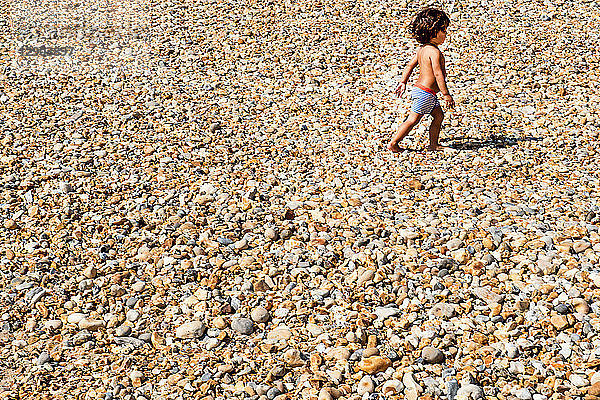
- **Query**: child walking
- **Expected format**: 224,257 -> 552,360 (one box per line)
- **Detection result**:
388,7 -> 455,152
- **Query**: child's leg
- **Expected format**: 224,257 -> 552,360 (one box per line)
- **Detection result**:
427,106 -> 444,150
388,112 -> 423,152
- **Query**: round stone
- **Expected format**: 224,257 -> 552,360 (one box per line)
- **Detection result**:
422,347 -> 445,364
250,307 -> 270,323
231,318 -> 254,335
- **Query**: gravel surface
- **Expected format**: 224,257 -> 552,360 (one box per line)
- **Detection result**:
2,0 -> 600,399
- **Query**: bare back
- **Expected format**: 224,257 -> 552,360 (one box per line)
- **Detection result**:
415,44 -> 446,93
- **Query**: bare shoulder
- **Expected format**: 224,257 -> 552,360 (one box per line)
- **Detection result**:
422,45 -> 442,58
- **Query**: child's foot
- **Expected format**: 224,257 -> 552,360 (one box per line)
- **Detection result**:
427,145 -> 456,152
388,142 -> 403,153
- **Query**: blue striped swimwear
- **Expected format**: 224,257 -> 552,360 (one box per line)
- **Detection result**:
411,84 -> 440,115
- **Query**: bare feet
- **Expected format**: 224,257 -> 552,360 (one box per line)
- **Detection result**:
427,145 -> 456,152
388,142 -> 402,153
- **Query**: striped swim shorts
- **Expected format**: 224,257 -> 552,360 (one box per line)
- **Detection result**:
411,84 -> 440,115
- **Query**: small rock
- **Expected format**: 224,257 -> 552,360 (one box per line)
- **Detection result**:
82,266 -> 97,279
251,307 -> 270,323
588,382 -> 600,396
67,313 -> 87,325
126,310 -> 140,322
374,306 -> 400,320
3,219 -> 18,230
516,388 -> 532,400
44,320 -> 62,331
430,303 -> 456,319
357,375 -> 375,395
505,342 -> 519,359
446,238 -> 463,251
407,179 -> 423,190
267,326 -> 292,340
357,356 -> 391,374
283,349 -> 305,367
231,317 -> 254,335
59,182 -> 73,193
115,325 -> 132,337
35,352 -> 51,366
570,374 -> 589,387
456,384 -> 484,399
422,346 -> 445,364
265,227 -> 279,241
328,347 -> 351,361
175,321 -> 206,339
382,379 -> 403,395
572,298 -> 590,314
550,315 -> 569,330
357,269 -> 375,286
78,318 -> 105,331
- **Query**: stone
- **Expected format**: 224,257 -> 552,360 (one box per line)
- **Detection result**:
550,315 -> 569,330
283,349 -> 305,367
505,342 -> 519,359
251,307 -> 270,323
83,266 -> 97,279
572,298 -> 590,314
456,384 -> 484,399
176,321 -> 206,339
231,318 -> 254,335
327,347 -> 350,362
126,310 -> 140,322
35,351 -> 51,366
267,326 -> 292,340
357,375 -> 374,395
67,313 -> 87,325
407,179 -> 423,190
44,320 -> 63,331
382,379 -> 403,395
78,318 -> 105,331
357,270 -> 375,286
422,346 -> 445,364
3,219 -> 18,230
357,356 -> 391,374
430,303 -> 456,319
115,325 -> 132,337
374,306 -> 401,320
571,374 -> 589,387
588,382 -> 600,396
516,388 -> 532,400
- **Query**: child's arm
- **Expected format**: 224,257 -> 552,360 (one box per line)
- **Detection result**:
431,51 -> 455,108
395,53 -> 418,97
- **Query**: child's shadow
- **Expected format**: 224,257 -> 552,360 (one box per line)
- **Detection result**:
444,134 -> 542,150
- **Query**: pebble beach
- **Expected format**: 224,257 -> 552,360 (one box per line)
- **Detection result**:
2,0 -> 600,399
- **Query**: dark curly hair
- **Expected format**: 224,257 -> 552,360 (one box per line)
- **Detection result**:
409,7 -> 450,44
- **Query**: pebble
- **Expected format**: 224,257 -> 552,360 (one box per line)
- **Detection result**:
251,307 -> 271,323
231,318 -> 254,335
283,349 -> 305,367
35,352 -> 51,366
421,346 -> 445,364
267,326 -> 292,340
44,320 -> 63,331
115,325 -> 132,337
550,315 -> 569,330
588,382 -> 600,396
1,1 -> 598,398
516,388 -> 532,400
175,321 -> 206,339
456,384 -> 484,399
357,356 -> 392,374
78,318 -> 105,331
357,376 -> 375,395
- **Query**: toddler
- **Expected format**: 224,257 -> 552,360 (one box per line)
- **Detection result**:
388,7 -> 455,152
